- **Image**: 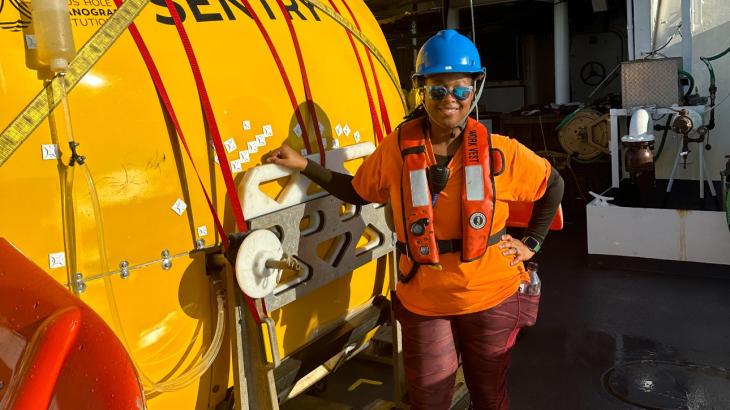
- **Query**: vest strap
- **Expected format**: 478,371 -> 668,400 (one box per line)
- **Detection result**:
395,226 -> 506,256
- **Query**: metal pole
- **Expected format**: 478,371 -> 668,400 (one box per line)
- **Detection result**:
554,0 -> 570,104
626,0 -> 635,60
681,0 -> 692,73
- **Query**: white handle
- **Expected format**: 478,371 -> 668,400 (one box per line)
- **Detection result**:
239,142 -> 376,220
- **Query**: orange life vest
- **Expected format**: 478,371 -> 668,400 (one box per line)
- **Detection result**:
398,117 -> 499,269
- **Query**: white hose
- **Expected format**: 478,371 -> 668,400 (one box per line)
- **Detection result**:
78,162 -> 226,394
144,291 -> 226,392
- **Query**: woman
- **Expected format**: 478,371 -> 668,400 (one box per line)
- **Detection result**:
267,29 -> 564,410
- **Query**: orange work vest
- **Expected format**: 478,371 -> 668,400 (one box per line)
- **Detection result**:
398,117 -> 500,272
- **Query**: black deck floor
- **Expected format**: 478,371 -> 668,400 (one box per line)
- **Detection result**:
509,220 -> 730,409
287,219 -> 730,409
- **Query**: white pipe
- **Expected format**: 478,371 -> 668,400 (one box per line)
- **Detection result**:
626,0 -> 635,60
681,0 -> 692,74
554,0 -> 570,104
629,108 -> 650,137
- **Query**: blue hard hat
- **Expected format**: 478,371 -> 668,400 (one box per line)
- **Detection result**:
413,29 -> 484,77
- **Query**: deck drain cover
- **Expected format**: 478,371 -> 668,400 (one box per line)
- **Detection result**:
603,360 -> 730,409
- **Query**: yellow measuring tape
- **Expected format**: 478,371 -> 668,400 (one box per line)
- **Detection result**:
302,0 -> 407,110
0,0 -> 149,167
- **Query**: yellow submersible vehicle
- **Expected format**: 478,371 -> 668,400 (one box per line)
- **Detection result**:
0,0 -> 404,406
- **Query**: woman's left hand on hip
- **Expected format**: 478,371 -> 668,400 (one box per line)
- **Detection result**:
499,234 -> 535,266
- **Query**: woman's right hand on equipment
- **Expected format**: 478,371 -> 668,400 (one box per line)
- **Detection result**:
264,144 -> 308,171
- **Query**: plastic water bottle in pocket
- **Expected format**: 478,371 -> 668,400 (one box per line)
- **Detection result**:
518,261 -> 541,296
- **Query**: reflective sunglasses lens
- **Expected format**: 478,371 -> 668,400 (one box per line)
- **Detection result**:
452,86 -> 473,101
427,86 -> 448,100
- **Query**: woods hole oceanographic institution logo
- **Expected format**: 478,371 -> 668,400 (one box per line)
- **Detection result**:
0,0 -> 31,32
469,212 -> 486,230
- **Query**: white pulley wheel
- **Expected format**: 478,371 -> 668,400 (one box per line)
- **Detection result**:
235,229 -> 283,298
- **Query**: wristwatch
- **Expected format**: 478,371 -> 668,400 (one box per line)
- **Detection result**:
521,236 -> 541,253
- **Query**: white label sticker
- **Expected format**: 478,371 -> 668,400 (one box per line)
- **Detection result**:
256,134 -> 267,146
354,131 -> 361,143
335,124 -> 343,137
293,124 -> 302,137
25,34 -> 37,49
197,225 -> 208,237
239,150 -> 250,163
332,139 -> 340,148
172,199 -> 188,215
242,120 -> 251,130
41,144 -> 59,160
262,124 -> 273,137
343,124 -> 351,136
223,138 -> 237,153
49,252 -> 66,269
230,159 -> 243,173
248,141 -> 259,153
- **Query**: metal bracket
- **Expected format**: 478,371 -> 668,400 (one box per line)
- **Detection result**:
247,195 -> 394,312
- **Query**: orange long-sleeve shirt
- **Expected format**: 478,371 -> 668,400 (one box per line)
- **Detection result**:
352,123 -> 550,316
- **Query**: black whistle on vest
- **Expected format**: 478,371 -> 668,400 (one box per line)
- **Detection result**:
428,164 -> 450,195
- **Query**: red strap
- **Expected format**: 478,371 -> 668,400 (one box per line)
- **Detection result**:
158,2 -> 268,319
159,1 -> 247,234
235,0 -> 314,156
114,12 -> 228,248
326,0 -> 383,144
340,0 -> 392,135
164,1 -> 270,319
272,0 -> 327,165
115,0 -> 265,322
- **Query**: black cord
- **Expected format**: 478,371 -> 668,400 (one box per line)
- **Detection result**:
567,154 -> 589,203
644,25 -> 681,59
404,104 -> 427,121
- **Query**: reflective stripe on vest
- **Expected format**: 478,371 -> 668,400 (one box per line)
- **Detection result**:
398,117 -> 496,264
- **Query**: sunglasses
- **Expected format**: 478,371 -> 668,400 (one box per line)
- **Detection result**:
424,85 -> 474,101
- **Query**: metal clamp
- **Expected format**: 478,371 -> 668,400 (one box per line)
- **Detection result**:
196,238 -> 206,250
67,141 -> 86,166
262,317 -> 281,368
73,272 -> 86,294
161,249 -> 172,270
119,260 -> 130,279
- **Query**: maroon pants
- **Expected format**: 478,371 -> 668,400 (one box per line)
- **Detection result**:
395,292 -> 539,410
